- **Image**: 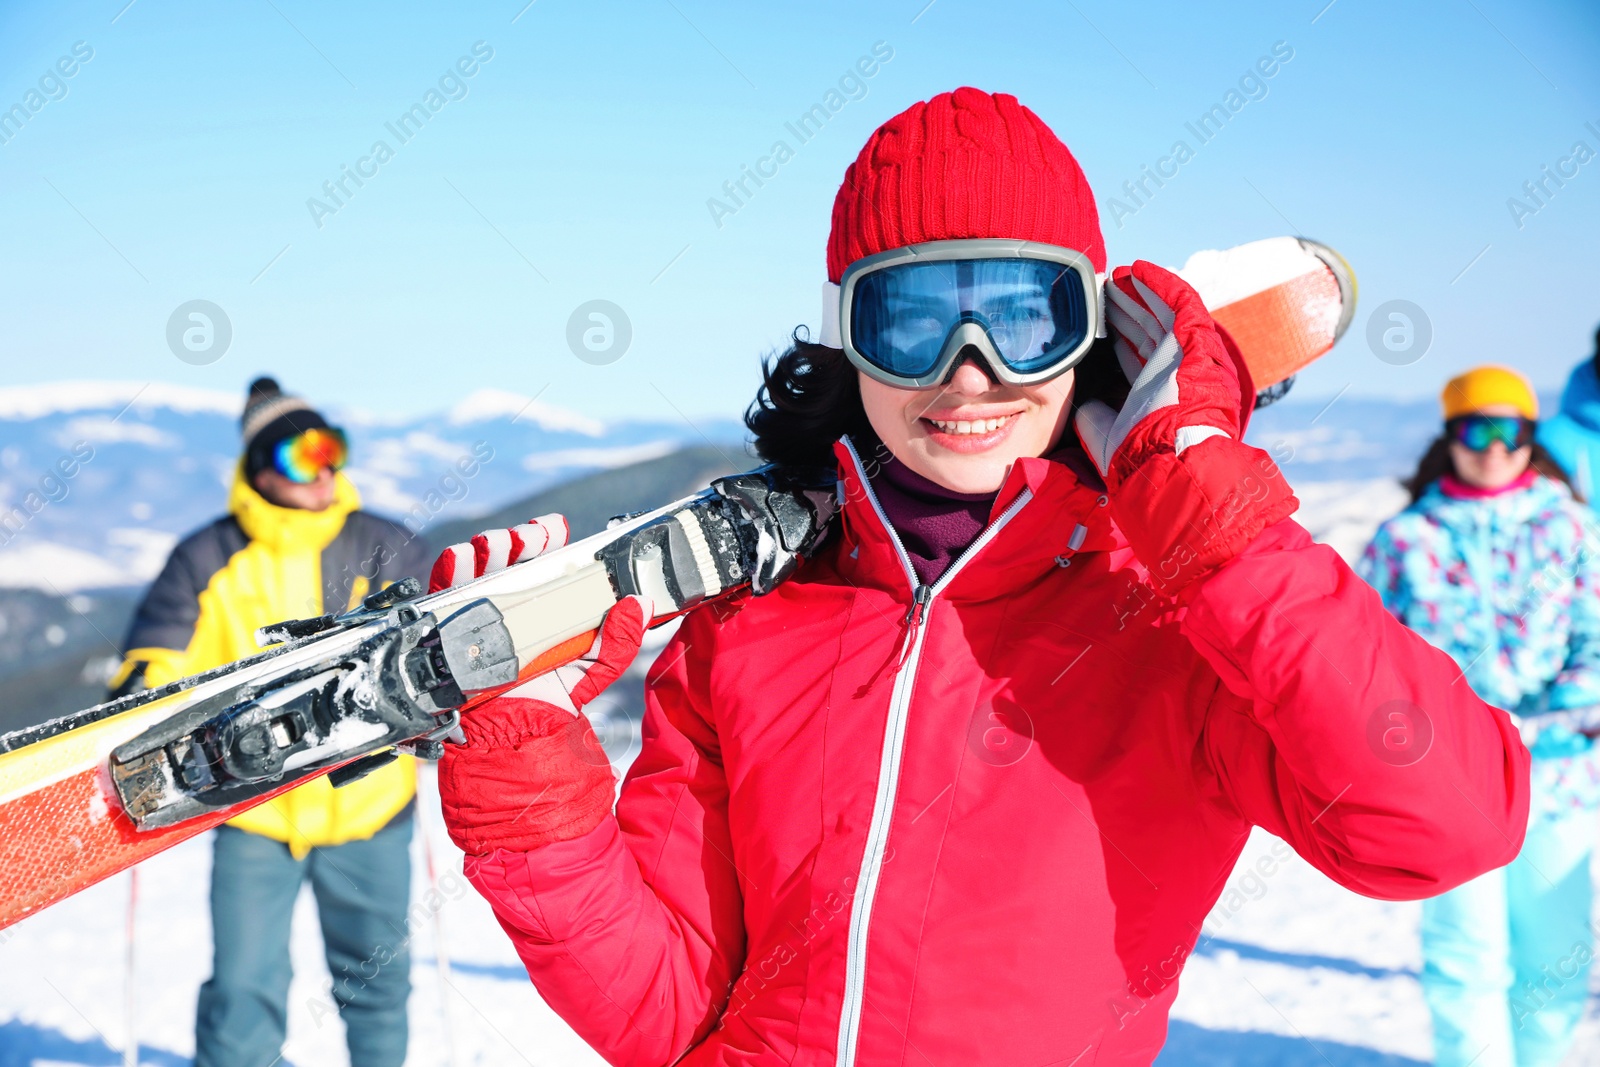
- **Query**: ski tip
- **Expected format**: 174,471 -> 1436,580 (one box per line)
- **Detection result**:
1295,236 -> 1359,342
1181,235 -> 1358,391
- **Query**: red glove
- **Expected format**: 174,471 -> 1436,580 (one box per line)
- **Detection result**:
428,513 -> 568,592
1074,261 -> 1297,598
428,516 -> 651,855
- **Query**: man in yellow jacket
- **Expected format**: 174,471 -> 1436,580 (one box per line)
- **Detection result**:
112,377 -> 428,1067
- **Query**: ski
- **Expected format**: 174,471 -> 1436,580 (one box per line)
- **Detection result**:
0,465 -> 837,930
1176,235 -> 1357,394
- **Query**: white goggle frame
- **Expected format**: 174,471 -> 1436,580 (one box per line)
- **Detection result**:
818,239 -> 1107,389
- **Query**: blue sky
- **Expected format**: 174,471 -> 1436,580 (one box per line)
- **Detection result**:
1,0 -> 1598,423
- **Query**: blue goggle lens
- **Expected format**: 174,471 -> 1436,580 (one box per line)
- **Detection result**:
850,258 -> 1090,380
1448,414 -> 1534,452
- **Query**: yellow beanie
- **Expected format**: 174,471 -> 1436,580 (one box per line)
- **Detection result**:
1440,365 -> 1539,421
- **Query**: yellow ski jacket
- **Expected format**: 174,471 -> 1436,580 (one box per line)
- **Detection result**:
112,469 -> 430,856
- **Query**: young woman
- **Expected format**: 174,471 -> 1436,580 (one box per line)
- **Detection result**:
1360,365 -> 1600,1067
430,89 -> 1529,1065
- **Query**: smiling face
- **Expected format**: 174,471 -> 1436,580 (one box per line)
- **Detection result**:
1448,403 -> 1533,491
857,357 -> 1075,494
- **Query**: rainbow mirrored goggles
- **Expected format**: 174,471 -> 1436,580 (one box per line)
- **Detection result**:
1446,413 -> 1535,453
273,427 -> 349,483
820,239 -> 1106,389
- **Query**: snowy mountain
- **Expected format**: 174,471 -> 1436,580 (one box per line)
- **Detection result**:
1248,394 -> 1433,484
0,382 -> 1464,595
0,381 -> 744,593
1244,389 -> 1560,481
0,382 -> 1442,730
1238,392 -> 1466,560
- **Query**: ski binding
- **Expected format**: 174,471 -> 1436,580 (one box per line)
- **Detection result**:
105,464 -> 837,830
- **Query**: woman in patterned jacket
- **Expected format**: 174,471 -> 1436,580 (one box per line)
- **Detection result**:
1361,364 -> 1600,1067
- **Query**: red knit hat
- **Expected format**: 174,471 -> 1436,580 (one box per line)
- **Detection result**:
826,87 -> 1105,283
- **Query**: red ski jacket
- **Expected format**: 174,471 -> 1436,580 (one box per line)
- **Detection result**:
464,438 -> 1529,1065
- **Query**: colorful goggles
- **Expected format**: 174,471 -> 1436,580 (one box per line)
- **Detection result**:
1446,414 -> 1535,453
820,239 -> 1104,389
273,427 -> 348,483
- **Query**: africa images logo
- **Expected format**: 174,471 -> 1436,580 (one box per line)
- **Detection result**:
305,42 -> 495,229
704,42 -> 895,230
1101,41 -> 1294,229
0,41 -> 94,147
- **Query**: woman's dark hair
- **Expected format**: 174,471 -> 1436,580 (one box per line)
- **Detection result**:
1402,432 -> 1580,503
744,330 -> 1129,468
745,332 -> 871,468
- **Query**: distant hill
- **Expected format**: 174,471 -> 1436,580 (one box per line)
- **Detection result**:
0,587 -> 139,737
3,381 -> 1527,738
424,444 -> 757,553
0,380 -> 744,593
0,443 -> 757,736
1,378 -> 1513,598
1244,390 -> 1561,485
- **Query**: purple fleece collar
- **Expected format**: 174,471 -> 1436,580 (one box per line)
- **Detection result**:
867,452 -> 998,587
862,433 -> 1103,587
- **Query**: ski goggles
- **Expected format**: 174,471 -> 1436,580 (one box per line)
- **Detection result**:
1446,414 -> 1535,452
273,427 -> 349,482
819,239 -> 1105,389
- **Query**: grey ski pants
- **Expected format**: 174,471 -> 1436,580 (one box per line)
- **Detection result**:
194,811 -> 413,1067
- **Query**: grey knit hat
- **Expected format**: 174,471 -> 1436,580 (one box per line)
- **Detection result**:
241,377 -> 332,477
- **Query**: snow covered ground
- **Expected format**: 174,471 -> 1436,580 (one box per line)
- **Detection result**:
4,478 -> 1600,1065
0,771 -> 611,1067
4,784 -> 1597,1066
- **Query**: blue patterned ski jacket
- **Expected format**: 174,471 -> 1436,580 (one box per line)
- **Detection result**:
1360,474 -> 1600,814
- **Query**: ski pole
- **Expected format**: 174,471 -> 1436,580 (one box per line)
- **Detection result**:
419,770 -> 459,1067
124,867 -> 138,1067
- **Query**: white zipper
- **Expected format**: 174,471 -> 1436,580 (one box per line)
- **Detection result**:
834,437 -> 1033,1067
